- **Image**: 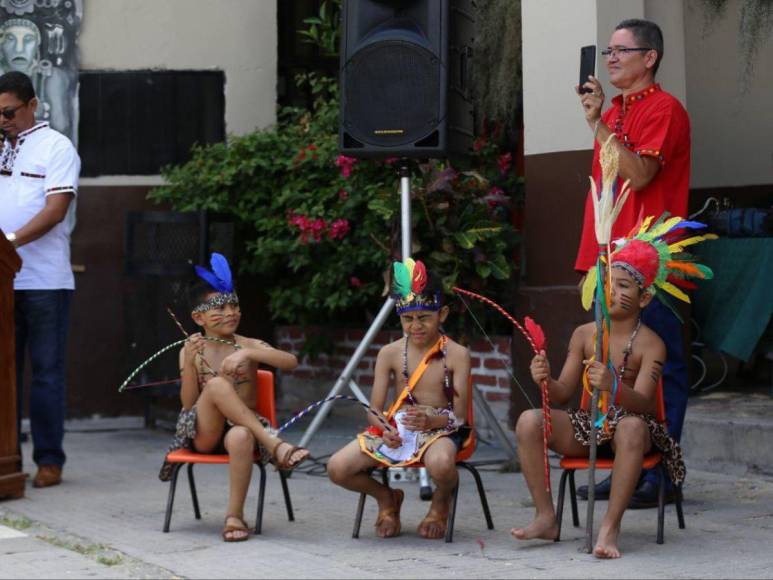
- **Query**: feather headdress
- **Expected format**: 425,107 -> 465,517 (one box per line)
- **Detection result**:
606,213 -> 717,319
193,253 -> 239,312
392,259 -> 440,314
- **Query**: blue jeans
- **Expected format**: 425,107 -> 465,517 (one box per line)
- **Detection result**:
640,298 -> 689,487
15,289 -> 72,468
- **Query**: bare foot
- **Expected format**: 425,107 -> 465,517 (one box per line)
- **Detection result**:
375,488 -> 404,538
510,515 -> 559,541
593,523 -> 621,559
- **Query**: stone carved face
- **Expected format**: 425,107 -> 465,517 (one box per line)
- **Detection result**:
0,20 -> 40,73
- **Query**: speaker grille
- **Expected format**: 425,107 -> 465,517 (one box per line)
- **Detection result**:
343,40 -> 441,147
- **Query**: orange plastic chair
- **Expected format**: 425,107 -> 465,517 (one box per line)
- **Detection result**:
352,377 -> 494,542
162,369 -> 294,534
554,380 -> 685,544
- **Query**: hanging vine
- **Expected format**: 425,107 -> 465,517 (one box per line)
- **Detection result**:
700,0 -> 773,91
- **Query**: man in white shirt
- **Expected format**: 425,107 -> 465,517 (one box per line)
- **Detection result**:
0,71 -> 80,488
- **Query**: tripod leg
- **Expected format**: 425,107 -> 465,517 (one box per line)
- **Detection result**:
299,298 -> 395,449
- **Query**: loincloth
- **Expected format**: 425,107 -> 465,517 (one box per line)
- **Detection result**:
159,406 -> 276,481
567,406 -> 686,485
357,404 -> 468,468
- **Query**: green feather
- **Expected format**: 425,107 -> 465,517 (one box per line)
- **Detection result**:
393,262 -> 412,298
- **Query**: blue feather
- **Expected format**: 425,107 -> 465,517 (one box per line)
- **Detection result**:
209,253 -> 233,292
195,265 -> 223,292
666,220 -> 707,233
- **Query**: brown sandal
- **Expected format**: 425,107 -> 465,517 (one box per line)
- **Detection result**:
270,440 -> 310,471
375,488 -> 404,538
222,514 -> 250,542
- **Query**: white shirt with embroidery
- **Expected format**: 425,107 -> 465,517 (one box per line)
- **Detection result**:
0,122 -> 81,290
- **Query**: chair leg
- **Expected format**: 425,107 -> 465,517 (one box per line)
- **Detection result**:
163,463 -> 183,533
555,469 -> 570,542
675,484 -> 686,529
657,464 -> 666,545
187,463 -> 201,520
254,462 -> 267,535
279,470 -> 295,522
568,470 -> 580,527
352,492 -> 367,539
445,480 -> 460,543
460,462 -> 494,530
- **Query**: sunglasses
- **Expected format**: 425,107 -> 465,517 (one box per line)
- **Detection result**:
0,103 -> 27,120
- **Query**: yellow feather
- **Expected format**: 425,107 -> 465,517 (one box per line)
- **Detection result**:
637,215 -> 655,235
647,216 -> 683,239
404,257 -> 415,279
660,280 -> 691,303
581,267 -> 597,311
668,234 -> 716,252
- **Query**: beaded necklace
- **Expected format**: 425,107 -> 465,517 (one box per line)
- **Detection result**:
402,334 -> 453,410
615,317 -> 641,386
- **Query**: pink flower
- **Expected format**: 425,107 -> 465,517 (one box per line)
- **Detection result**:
384,157 -> 398,165
350,276 -> 362,288
338,188 -> 349,201
497,152 -> 512,175
484,186 -> 507,208
335,155 -> 358,178
328,218 -> 350,240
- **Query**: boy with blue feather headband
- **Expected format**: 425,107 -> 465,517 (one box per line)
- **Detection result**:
160,253 -> 309,542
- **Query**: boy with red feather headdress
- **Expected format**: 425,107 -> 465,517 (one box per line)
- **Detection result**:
512,214 -> 714,558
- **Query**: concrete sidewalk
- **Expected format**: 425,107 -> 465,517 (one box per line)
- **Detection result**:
2,416 -> 773,579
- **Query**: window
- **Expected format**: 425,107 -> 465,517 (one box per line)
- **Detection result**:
78,70 -> 225,176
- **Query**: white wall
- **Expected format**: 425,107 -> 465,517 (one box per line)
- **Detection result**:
79,0 -> 277,138
684,0 -> 773,188
521,0 -> 598,155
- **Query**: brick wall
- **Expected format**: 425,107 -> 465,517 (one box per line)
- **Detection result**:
274,326 -> 513,403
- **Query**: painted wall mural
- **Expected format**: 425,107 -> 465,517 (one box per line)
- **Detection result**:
0,0 -> 82,144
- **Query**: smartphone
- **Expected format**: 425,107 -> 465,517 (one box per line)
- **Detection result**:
579,45 -> 596,93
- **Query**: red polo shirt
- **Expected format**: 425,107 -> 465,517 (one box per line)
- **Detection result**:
575,84 -> 691,272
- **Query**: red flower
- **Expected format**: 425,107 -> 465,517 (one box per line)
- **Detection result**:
350,276 -> 362,288
335,155 -> 358,178
329,218 -> 350,240
497,152 -> 512,175
473,137 -> 487,152
338,188 -> 349,201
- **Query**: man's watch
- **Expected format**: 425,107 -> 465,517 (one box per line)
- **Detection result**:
5,231 -> 18,248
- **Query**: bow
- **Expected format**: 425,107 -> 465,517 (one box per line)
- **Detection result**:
452,287 -> 553,493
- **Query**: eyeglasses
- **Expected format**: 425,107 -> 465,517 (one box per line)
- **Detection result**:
601,47 -> 653,58
0,103 -> 27,120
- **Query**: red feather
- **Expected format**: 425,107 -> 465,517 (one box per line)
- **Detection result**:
667,275 -> 698,290
524,316 -> 546,352
411,260 -> 428,294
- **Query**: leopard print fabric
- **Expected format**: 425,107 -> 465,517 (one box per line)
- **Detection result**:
567,406 -> 686,486
158,406 -> 275,481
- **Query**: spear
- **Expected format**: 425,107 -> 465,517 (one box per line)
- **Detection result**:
584,134 -> 631,554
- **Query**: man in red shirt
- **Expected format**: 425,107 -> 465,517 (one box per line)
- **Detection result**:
575,19 -> 691,508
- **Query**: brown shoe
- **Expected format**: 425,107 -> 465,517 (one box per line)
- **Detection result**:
33,465 -> 62,488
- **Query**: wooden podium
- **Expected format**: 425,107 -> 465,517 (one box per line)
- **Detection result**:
0,229 -> 25,499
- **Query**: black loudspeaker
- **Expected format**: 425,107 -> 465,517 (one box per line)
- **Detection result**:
339,0 -> 475,158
